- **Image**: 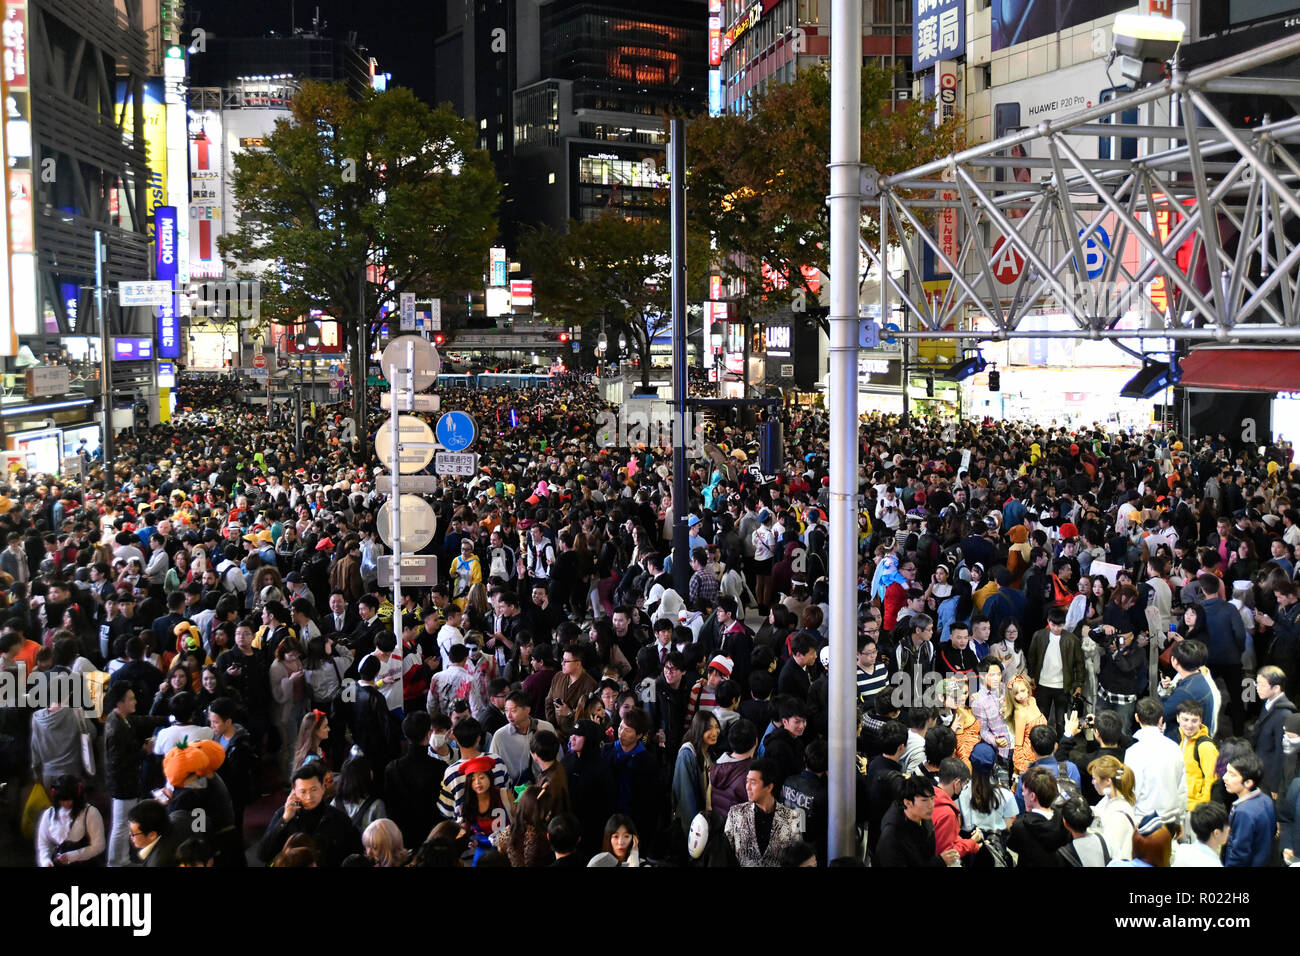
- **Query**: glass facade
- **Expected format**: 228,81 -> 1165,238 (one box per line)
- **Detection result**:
541,2 -> 707,115
514,82 -> 560,150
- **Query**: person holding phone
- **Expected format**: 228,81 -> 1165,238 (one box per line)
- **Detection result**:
257,762 -> 362,868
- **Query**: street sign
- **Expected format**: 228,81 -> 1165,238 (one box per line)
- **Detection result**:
117,280 -> 173,306
381,334 -> 441,390
428,299 -> 441,331
377,554 -> 439,587
380,391 -> 441,412
374,415 -> 435,473
992,236 -> 1027,284
375,474 -> 440,495
858,319 -> 880,349
252,352 -> 267,369
1076,225 -> 1111,280
436,411 -> 477,452
61,456 -> 83,478
399,292 -> 416,331
435,451 -> 478,476
376,495 -> 439,550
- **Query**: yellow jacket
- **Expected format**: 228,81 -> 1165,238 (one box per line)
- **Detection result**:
1180,727 -> 1218,810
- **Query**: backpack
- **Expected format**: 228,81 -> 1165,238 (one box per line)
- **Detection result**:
1052,760 -> 1085,805
1057,831 -> 1110,867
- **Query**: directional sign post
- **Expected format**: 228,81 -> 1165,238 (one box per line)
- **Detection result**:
374,415 -> 435,473
380,392 -> 440,412
376,494 -> 438,550
117,280 -> 174,306
374,474 -> 439,495
377,555 -> 439,587
382,334 -> 441,391
436,410 -> 478,452
435,451 -> 478,476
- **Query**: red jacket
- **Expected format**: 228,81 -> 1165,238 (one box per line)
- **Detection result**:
932,785 -> 980,858
883,581 -> 908,631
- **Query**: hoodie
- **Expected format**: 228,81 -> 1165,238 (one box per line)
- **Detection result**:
932,785 -> 981,858
710,753 -> 752,825
30,707 -> 86,783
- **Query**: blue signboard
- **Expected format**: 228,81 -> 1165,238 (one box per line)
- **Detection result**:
155,206 -> 179,358
914,0 -> 965,72
436,411 -> 478,452
1076,225 -> 1111,280
708,69 -> 722,116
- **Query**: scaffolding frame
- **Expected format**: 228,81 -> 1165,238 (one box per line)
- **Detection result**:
861,31 -> 1300,343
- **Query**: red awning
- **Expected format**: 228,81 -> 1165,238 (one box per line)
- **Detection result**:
1179,348 -> 1300,392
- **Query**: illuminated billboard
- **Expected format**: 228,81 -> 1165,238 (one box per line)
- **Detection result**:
117,79 -> 168,240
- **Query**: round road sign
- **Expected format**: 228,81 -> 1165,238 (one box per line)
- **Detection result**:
374,415 -> 435,474
382,334 -> 441,391
436,411 -> 478,452
253,352 -> 267,369
376,494 -> 438,550
992,237 -> 1026,285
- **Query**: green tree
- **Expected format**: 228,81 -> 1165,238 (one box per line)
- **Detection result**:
687,63 -> 963,315
219,81 -> 500,430
520,211 -> 711,390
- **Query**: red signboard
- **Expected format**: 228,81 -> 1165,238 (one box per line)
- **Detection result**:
3,1 -> 29,89
709,16 -> 722,66
991,237 -> 1025,285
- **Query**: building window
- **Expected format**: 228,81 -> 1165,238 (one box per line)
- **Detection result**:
548,172 -> 556,184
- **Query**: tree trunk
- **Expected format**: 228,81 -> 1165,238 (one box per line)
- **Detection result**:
351,311 -> 368,456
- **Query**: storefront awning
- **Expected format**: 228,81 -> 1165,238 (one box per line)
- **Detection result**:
1179,348 -> 1300,393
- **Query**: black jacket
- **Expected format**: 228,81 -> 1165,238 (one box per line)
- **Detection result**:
1006,809 -> 1068,867
168,774 -> 240,866
216,725 -> 259,814
384,746 -> 447,849
875,803 -> 945,867
763,728 -> 806,786
257,802 -> 363,867
109,661 -> 166,714
862,754 -> 905,856
104,711 -> 167,799
1252,694 -> 1297,795
563,751 -> 615,862
346,684 -> 400,776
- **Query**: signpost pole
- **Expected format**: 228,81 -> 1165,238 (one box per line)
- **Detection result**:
388,357 -> 404,671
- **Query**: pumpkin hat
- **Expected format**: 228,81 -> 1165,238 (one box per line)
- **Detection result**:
163,737 -> 226,788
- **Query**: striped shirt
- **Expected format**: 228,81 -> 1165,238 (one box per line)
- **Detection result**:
437,753 -> 509,819
856,664 -> 890,707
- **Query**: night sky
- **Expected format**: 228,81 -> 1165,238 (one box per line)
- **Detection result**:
188,0 -> 442,105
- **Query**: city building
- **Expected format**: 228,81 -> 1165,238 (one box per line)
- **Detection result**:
1,0 -> 157,471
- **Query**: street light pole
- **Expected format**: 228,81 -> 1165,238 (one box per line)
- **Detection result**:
94,230 -> 113,495
669,116 -> 691,597
827,0 -> 862,862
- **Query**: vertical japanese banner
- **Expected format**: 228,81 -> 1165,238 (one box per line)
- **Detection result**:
155,207 -> 180,358
3,0 -> 34,348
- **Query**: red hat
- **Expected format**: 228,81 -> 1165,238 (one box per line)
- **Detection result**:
1059,522 -> 1079,540
315,537 -> 335,552
460,755 -> 495,777
707,655 -> 734,677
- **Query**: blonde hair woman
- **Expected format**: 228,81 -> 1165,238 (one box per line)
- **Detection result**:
941,677 -> 981,768
362,818 -> 409,867
1003,675 -> 1045,775
1087,754 -> 1138,861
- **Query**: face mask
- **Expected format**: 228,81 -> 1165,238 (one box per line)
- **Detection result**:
430,733 -> 447,748
1284,736 -> 1300,756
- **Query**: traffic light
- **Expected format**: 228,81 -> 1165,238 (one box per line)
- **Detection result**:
558,332 -> 570,343
988,368 -> 1001,392
433,333 -> 446,347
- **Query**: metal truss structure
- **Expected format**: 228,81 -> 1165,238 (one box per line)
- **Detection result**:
861,31 -> 1300,343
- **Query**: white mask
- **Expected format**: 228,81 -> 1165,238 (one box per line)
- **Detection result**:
1284,735 -> 1300,756
430,733 -> 447,749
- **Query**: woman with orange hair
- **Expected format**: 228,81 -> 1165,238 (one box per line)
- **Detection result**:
942,678 -> 981,768
1004,675 -> 1046,775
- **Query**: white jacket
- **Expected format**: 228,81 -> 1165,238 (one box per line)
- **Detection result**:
1125,726 -> 1187,825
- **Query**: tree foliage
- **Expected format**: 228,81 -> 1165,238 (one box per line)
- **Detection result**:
687,63 -> 963,314
520,211 -> 710,388
219,81 -> 500,424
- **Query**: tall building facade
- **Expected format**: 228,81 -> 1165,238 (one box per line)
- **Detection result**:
1,0 -> 155,466
435,0 -> 707,246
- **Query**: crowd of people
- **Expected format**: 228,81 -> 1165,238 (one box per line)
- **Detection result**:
3,368 -> 1298,870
